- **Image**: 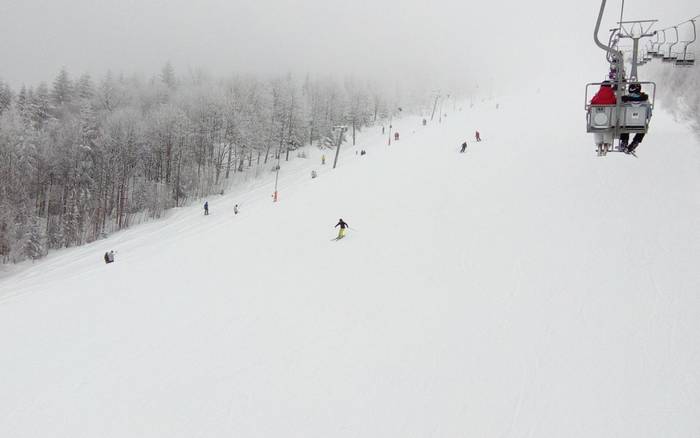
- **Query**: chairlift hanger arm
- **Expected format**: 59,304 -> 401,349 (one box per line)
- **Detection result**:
608,28 -> 619,49
687,19 -> 697,45
678,19 -> 697,61
594,0 -> 623,60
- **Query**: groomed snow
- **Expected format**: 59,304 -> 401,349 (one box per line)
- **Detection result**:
1,88 -> 700,437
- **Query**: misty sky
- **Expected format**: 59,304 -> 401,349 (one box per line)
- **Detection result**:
0,0 -> 698,90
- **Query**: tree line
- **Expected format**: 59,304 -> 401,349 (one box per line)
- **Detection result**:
0,64 -> 418,264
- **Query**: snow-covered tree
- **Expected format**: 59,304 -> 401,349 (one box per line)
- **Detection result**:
52,68 -> 73,108
23,216 -> 45,260
0,81 -> 12,115
160,62 -> 177,90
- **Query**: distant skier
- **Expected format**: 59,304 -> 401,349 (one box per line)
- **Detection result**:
204,201 -> 209,215
104,250 -> 115,264
394,132 -> 399,141
422,118 -> 427,126
460,142 -> 468,153
335,218 -> 349,240
475,131 -> 482,142
234,204 -> 239,215
321,154 -> 326,165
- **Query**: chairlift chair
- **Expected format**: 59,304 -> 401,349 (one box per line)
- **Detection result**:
662,27 -> 680,62
587,1 -> 657,156
675,19 -> 697,66
647,34 -> 660,56
647,40 -> 658,56
653,30 -> 666,58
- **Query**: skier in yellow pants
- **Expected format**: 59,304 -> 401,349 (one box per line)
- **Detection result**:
335,218 -> 349,239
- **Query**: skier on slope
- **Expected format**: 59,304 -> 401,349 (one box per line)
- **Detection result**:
335,218 -> 349,240
234,204 -> 239,215
104,250 -> 115,264
475,131 -> 482,142
204,201 -> 209,215
460,141 -> 468,153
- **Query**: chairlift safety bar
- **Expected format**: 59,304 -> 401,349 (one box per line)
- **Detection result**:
584,81 -> 656,111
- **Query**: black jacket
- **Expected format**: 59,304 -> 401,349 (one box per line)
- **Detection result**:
335,220 -> 348,229
621,91 -> 649,103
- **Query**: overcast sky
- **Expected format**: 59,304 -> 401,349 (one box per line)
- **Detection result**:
0,0 -> 697,91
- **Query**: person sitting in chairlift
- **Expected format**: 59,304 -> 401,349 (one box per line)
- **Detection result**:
590,80 -> 616,105
590,81 -> 617,156
619,83 -> 649,154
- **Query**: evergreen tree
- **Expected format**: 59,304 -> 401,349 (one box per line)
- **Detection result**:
160,61 -> 176,90
32,83 -> 53,128
62,193 -> 80,247
0,205 -> 12,263
52,67 -> 73,107
47,218 -> 64,250
99,71 -> 119,111
17,86 -> 28,115
79,100 -> 98,149
0,81 -> 12,115
23,216 -> 45,260
75,73 -> 94,101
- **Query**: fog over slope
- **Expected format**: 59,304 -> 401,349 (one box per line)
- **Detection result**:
1,0 -> 698,90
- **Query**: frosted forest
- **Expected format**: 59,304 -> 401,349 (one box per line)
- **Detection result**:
0,65 -> 422,263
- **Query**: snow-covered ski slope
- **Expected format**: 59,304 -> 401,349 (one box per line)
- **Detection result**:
1,87 -> 700,437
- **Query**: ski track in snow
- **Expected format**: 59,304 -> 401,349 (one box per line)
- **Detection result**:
1,87 -> 700,437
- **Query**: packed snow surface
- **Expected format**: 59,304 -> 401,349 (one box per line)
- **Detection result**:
2,89 -> 700,437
